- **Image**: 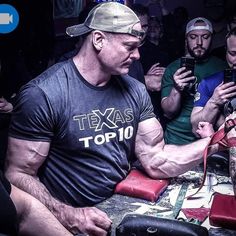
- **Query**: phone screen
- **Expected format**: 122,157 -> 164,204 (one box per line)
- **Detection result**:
180,57 -> 195,76
224,68 -> 236,83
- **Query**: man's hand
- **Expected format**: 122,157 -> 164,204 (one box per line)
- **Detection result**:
145,63 -> 165,91
0,97 -> 13,113
146,63 -> 165,76
173,67 -> 196,92
209,82 -> 236,107
196,121 -> 214,138
60,206 -> 112,236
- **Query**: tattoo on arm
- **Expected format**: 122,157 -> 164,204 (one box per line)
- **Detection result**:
229,147 -> 236,195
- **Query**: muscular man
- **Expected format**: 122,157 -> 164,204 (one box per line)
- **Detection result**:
5,3 -> 219,236
161,17 -> 227,145
191,27 -> 236,135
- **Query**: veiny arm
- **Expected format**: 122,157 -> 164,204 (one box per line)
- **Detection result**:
191,106 -> 224,137
5,137 -> 111,236
10,184 -> 72,236
135,117 -> 218,179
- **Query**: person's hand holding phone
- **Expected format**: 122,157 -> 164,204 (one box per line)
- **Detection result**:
210,68 -> 236,106
209,82 -> 236,108
173,57 -> 196,92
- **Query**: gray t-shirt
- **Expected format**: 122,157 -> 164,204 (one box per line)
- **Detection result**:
9,59 -> 155,206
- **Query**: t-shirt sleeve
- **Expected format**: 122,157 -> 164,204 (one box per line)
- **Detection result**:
0,171 -> 11,194
194,79 -> 211,107
139,84 -> 156,122
9,84 -> 55,141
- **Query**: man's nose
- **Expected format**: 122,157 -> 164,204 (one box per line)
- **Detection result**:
196,36 -> 203,45
131,48 -> 140,60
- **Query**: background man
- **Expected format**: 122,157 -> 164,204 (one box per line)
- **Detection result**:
130,3 -> 169,128
191,27 -> 236,135
5,3 -> 219,236
161,17 -> 227,145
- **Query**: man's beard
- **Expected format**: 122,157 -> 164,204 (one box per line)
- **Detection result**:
187,44 -> 211,61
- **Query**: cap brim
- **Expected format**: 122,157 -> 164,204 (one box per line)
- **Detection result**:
66,24 -> 92,37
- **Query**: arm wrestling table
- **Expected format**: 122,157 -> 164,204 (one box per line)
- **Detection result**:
96,165 -> 236,236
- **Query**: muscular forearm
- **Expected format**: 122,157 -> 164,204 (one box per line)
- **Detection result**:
229,147 -> 236,195
11,185 -> 72,236
142,137 -> 218,179
136,118 -> 219,180
6,171 -> 71,229
161,88 -> 182,119
191,102 -> 221,136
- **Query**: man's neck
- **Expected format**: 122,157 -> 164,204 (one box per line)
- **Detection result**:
73,53 -> 111,87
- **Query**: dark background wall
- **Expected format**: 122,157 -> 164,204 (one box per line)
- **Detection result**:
134,0 -> 236,20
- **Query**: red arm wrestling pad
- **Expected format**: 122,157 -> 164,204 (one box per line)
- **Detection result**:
114,169 -> 169,202
209,193 -> 236,230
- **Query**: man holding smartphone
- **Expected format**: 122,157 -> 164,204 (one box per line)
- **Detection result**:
191,27 -> 236,135
161,17 -> 227,145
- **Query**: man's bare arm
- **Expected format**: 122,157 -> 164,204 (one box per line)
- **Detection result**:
10,185 -> 72,236
135,118 -> 218,179
161,68 -> 195,119
161,91 -> 182,119
191,106 -> 223,136
5,137 -> 111,235
191,82 -> 236,136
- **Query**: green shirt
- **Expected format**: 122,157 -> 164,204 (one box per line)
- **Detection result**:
161,56 -> 227,145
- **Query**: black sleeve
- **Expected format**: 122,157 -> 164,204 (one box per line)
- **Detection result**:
0,171 -> 18,235
0,171 -> 11,194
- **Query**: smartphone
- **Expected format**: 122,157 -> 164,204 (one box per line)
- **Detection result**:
224,68 -> 236,83
180,56 -> 195,77
180,57 -> 196,94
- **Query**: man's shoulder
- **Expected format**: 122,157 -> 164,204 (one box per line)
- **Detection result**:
28,60 -> 74,88
20,59 -> 76,101
196,56 -> 227,78
204,70 -> 224,81
37,60 -> 73,81
199,71 -> 224,90
207,56 -> 227,66
120,74 -> 146,89
164,58 -> 180,74
166,58 -> 180,68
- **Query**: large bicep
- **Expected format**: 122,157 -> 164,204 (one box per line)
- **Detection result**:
135,118 -> 166,178
135,118 -> 166,172
6,137 -> 50,176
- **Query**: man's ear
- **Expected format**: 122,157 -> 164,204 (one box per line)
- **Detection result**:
92,30 -> 106,51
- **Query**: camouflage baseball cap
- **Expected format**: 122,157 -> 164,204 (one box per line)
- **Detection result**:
66,2 -> 144,39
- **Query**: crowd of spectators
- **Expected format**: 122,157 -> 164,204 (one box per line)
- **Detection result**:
0,0 -> 236,235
